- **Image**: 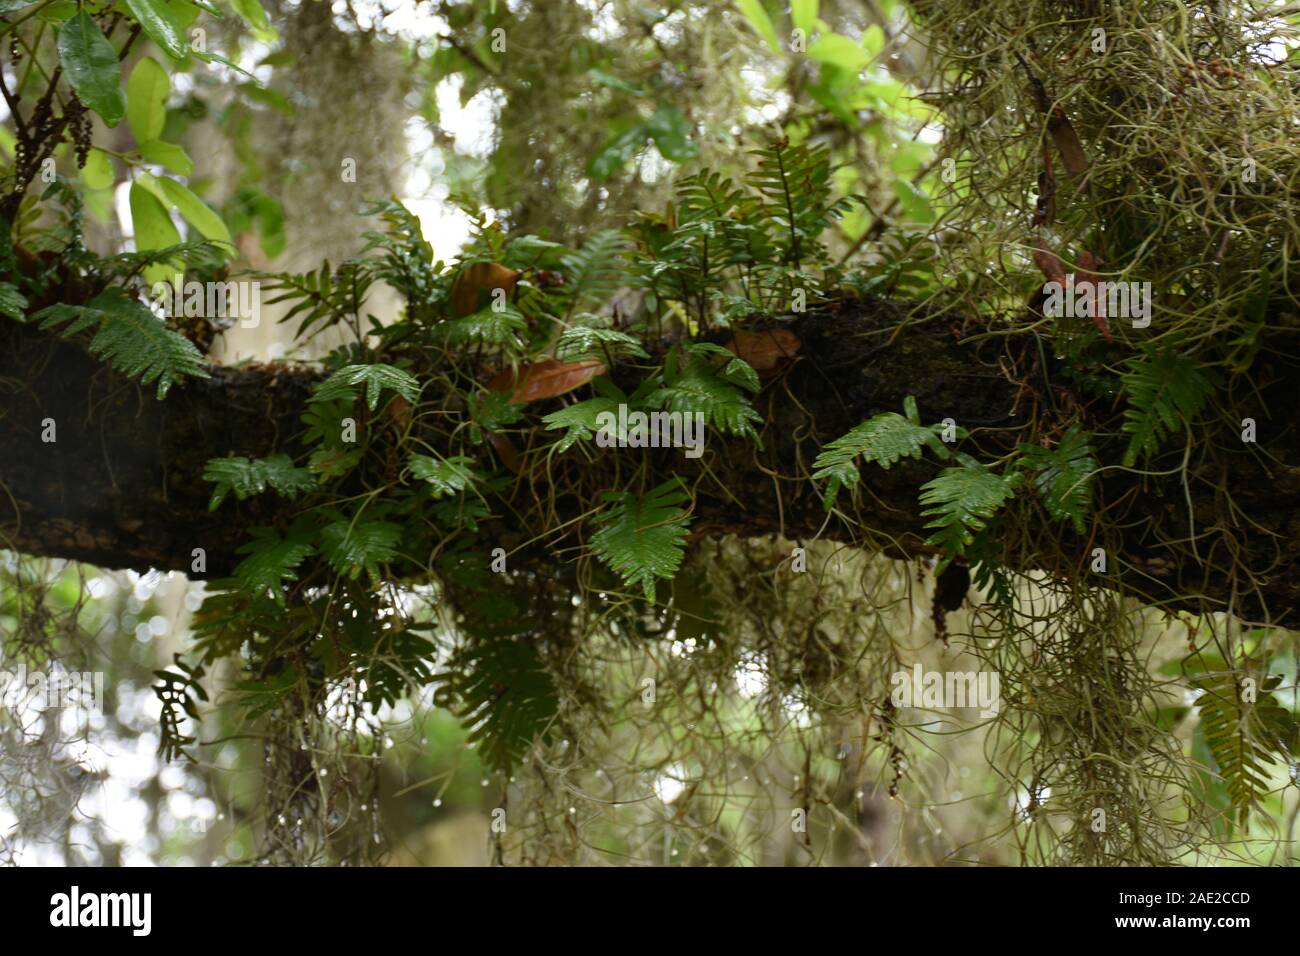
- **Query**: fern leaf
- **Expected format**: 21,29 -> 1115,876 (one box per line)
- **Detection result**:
812,397 -> 956,509
1019,427 -> 1097,534
310,362 -> 420,411
0,281 -> 28,320
591,478 -> 692,602
648,351 -> 762,441
408,454 -> 478,498
542,396 -> 623,453
1193,672 -> 1298,827
556,322 -> 649,362
559,230 -> 631,313
232,526 -> 316,605
433,303 -> 527,349
919,456 -> 1018,565
34,288 -> 209,398
1120,350 -> 1215,466
319,515 -> 402,581
203,454 -> 317,511
435,635 -> 559,771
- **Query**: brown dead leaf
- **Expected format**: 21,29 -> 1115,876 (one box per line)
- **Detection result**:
486,432 -> 524,474
1031,240 -> 1067,287
487,358 -> 607,404
725,328 -> 801,376
450,262 -> 522,317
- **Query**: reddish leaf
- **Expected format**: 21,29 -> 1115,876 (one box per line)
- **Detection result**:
725,328 -> 801,377
487,358 -> 606,404
449,262 -> 522,317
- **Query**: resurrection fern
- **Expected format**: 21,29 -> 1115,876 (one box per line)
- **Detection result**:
556,322 -> 649,362
202,454 -> 317,511
559,229 -> 631,316
0,281 -> 27,319
319,514 -> 403,581
310,362 -> 421,411
1191,672 -> 1298,827
542,396 -> 624,453
231,526 -> 317,604
649,345 -> 762,440
434,635 -> 559,771
813,396 -> 957,508
432,306 -> 527,349
33,288 -> 209,398
1120,350 -> 1215,467
408,454 -> 478,498
591,478 -> 692,602
1019,427 -> 1097,534
919,455 -> 1019,568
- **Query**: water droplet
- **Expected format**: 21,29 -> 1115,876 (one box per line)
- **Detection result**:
433,798 -> 443,808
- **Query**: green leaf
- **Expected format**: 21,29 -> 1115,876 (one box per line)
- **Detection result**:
808,33 -> 870,72
33,288 -> 208,398
541,396 -> 623,453
320,516 -> 402,580
791,0 -> 819,33
310,363 -> 420,411
408,454 -> 478,499
736,0 -> 781,54
231,527 -> 316,605
202,453 -> 317,510
1120,350 -> 1216,467
590,478 -> 692,602
812,397 -> 957,508
124,0 -> 188,61
919,457 -> 1018,564
127,56 -> 169,143
646,104 -> 698,163
0,281 -> 28,320
58,10 -> 126,126
229,0 -> 277,43
589,123 -> 650,181
891,178 -> 934,223
556,323 -> 649,362
82,147 -> 116,189
157,178 -> 233,247
137,140 -> 193,176
1019,428 -> 1097,534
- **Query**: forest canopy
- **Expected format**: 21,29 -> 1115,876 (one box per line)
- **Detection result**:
0,0 -> 1298,867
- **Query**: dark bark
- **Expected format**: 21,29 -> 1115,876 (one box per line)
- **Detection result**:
2,302 -> 1298,627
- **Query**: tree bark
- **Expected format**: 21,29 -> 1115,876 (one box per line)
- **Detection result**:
3,301 -> 1298,627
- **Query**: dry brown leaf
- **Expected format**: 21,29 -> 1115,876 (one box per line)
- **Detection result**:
1031,240 -> 1067,286
725,328 -> 801,378
450,262 -> 522,317
487,358 -> 606,404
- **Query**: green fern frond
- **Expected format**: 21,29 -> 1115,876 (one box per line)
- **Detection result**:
919,456 -> 1019,566
590,478 -> 692,602
408,454 -> 478,498
556,322 -> 650,362
559,229 -> 631,314
433,305 -> 527,349
232,526 -> 317,605
435,635 -> 559,771
1120,350 -> 1215,466
34,288 -> 209,398
310,362 -> 420,411
812,396 -> 957,509
0,281 -> 28,320
319,515 -> 403,581
649,347 -> 762,441
542,396 -> 623,453
1192,672 -> 1298,828
1019,427 -> 1097,534
202,454 -> 317,511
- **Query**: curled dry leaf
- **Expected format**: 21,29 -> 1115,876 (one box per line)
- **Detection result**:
449,261 -> 522,317
725,327 -> 801,378
487,357 -> 607,404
